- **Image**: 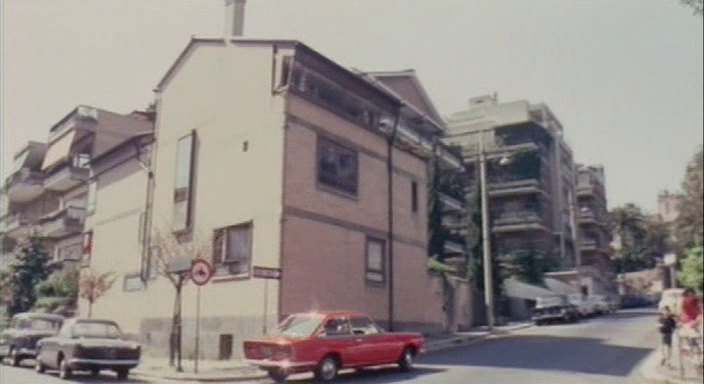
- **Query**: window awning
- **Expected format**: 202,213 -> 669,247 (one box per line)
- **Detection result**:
42,130 -> 76,170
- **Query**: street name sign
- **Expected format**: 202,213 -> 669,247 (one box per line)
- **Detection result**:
253,266 -> 282,280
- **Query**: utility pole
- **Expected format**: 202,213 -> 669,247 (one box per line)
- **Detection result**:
478,132 -> 495,330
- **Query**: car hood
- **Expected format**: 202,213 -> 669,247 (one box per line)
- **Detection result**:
72,338 -> 139,348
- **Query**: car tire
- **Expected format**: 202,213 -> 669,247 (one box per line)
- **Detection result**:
35,357 -> 46,374
59,358 -> 72,380
398,347 -> 415,372
267,370 -> 288,383
10,347 -> 21,367
90,368 -> 100,377
116,368 -> 129,380
314,356 -> 339,382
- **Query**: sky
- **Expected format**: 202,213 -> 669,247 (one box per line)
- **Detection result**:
1,0 -> 702,213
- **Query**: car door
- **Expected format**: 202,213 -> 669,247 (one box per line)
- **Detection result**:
348,316 -> 392,365
318,316 -> 359,367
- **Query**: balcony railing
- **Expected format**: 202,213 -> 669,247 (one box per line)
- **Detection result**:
492,210 -> 550,233
2,213 -> 33,238
4,168 -> 44,203
38,206 -> 86,238
44,155 -> 90,192
488,178 -> 547,197
439,192 -> 464,213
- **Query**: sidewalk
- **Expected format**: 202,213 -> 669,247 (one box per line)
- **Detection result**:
132,322 -> 533,382
639,338 -> 704,384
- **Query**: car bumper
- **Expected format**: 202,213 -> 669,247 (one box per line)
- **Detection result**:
68,358 -> 139,370
245,359 -> 316,371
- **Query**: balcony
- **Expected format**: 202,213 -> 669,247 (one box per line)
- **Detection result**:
37,206 -> 86,238
576,184 -> 595,197
4,168 -> 44,203
439,192 -> 464,213
444,240 -> 466,255
44,155 -> 90,192
492,210 -> 550,233
488,178 -> 545,198
2,213 -> 33,239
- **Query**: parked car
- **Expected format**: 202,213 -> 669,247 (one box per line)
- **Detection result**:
658,288 -> 685,315
588,295 -> 612,315
0,313 -> 64,366
532,295 -> 580,325
35,318 -> 140,380
569,294 -> 598,317
243,311 -> 425,383
621,294 -> 656,309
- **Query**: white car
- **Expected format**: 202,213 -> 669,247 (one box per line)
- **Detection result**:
588,295 -> 612,315
568,294 -> 598,317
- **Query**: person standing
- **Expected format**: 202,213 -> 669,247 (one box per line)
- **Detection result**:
658,306 -> 677,368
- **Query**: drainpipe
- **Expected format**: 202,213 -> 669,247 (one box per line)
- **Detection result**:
134,138 -> 155,283
386,109 -> 401,332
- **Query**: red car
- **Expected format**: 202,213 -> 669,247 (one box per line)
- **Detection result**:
244,311 -> 425,382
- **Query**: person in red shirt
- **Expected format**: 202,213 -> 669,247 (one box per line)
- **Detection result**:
680,289 -> 702,328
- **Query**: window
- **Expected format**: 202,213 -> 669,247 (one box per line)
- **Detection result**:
323,318 -> 351,337
411,181 -> 418,213
366,237 -> 385,283
213,223 -> 252,276
86,180 -> 97,214
350,316 -> 381,336
317,137 -> 358,196
173,132 -> 196,232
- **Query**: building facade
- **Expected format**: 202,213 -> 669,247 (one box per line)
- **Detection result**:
79,37 -> 462,360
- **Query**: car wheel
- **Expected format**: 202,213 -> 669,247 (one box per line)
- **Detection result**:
35,357 -> 46,374
267,369 -> 288,383
314,356 -> 338,382
398,347 -> 415,372
90,368 -> 100,377
116,368 -> 129,380
59,358 -> 72,380
10,347 -> 21,367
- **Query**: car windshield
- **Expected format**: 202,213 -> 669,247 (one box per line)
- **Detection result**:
73,322 -> 122,339
537,296 -> 567,307
274,314 -> 325,338
29,318 -> 61,331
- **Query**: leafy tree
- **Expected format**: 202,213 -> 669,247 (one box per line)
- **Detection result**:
6,237 -> 57,315
34,268 -> 79,316
79,270 -> 115,319
678,246 -> 703,294
680,0 -> 703,15
610,204 -> 648,272
674,147 -> 703,249
497,249 -> 558,287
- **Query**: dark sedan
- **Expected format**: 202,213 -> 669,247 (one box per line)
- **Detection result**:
0,312 -> 64,366
35,318 -> 141,380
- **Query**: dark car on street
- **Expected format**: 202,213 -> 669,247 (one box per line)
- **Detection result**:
34,318 -> 141,380
532,295 -> 580,325
0,312 -> 64,366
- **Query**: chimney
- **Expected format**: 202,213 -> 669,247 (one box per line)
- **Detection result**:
224,0 -> 246,38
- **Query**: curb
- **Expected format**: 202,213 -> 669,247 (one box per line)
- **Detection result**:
425,323 -> 533,353
132,368 -> 266,383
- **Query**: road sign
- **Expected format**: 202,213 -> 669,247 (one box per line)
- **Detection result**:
167,258 -> 192,274
253,266 -> 282,280
664,253 -> 677,266
190,259 -> 213,286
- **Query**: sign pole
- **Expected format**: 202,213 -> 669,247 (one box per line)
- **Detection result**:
263,279 -> 269,335
194,285 -> 201,374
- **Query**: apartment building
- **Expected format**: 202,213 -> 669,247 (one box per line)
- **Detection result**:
0,107 -> 153,274
445,95 -> 579,271
575,164 -> 615,295
78,36 -> 465,360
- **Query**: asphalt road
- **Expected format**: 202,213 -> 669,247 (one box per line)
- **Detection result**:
0,308 -> 658,384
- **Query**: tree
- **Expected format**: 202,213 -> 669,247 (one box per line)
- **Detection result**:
610,204 -> 648,273
674,146 -> 703,249
6,237 -> 57,316
151,230 -> 211,372
79,270 -> 115,319
680,0 -> 703,15
678,246 -> 703,294
34,268 -> 79,316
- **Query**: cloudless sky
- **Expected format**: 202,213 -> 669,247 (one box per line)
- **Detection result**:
1,0 -> 702,212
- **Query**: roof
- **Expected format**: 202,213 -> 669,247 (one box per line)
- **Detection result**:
154,37 -> 402,110
296,310 -> 368,318
13,313 -> 64,321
